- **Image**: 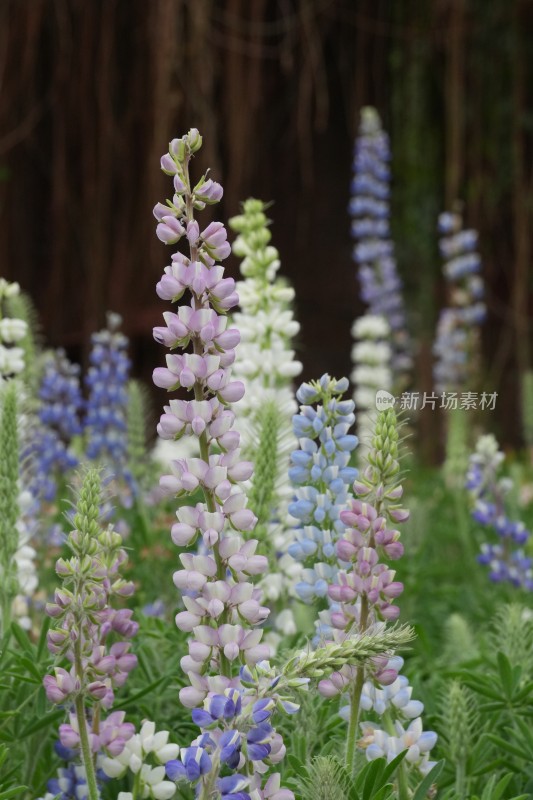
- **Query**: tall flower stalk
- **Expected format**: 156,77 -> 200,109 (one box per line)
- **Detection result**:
0,382 -> 21,635
433,210 -> 485,395
85,312 -> 131,487
0,279 -> 28,381
29,348 -> 83,503
152,130 -> 291,800
43,469 -> 138,800
350,108 -> 411,391
466,434 -> 532,588
229,199 -> 303,638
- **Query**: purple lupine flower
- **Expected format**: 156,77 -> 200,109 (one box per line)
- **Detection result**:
153,129 -> 293,800
433,210 -> 486,393
467,434 -> 533,589
287,374 -> 358,607
43,471 -> 137,771
85,312 -> 131,488
28,348 -> 82,502
350,108 -> 412,386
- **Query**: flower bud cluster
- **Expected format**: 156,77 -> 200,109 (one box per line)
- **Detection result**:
29,348 -> 83,502
101,720 -> 179,800
350,108 -> 412,386
321,409 -> 436,775
466,434 -> 532,589
43,469 -> 138,754
433,210 -> 485,393
0,279 -> 27,379
287,375 -> 358,603
85,312 -> 131,483
325,408 -> 408,641
152,130 -> 291,799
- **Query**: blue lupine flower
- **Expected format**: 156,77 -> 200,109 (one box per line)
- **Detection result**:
288,375 -> 358,604
217,774 -> 250,800
350,107 -> 412,383
85,312 -> 131,482
28,348 -> 83,502
467,434 -> 533,590
166,746 -> 212,782
434,211 -> 486,393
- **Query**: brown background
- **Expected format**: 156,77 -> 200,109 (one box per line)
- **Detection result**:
1,0 -> 532,451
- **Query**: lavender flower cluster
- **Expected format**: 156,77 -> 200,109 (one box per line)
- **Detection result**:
350,108 -> 412,385
433,211 -> 486,393
29,349 -> 83,502
152,129 -> 294,800
466,434 -> 532,589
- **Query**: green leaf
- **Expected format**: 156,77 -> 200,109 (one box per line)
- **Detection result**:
486,733 -> 528,760
379,750 -> 407,784
411,760 -> 444,800
9,623 -> 32,655
18,708 -> 64,738
113,675 -> 171,709
36,615 -> 51,661
0,788 -> 29,799
497,652 -> 515,698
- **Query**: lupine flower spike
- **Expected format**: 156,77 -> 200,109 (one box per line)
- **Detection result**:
466,434 -> 532,588
433,210 -> 485,395
351,315 -> 392,449
434,210 -> 486,483
85,312 -> 131,491
350,108 -> 412,391
0,382 -> 23,636
229,199 -> 303,641
0,279 -> 28,381
331,411 -> 436,780
29,348 -> 83,503
287,374 -> 358,612
152,129 -> 293,800
43,469 -> 138,800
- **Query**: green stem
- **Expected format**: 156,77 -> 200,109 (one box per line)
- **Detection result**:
74,644 -> 100,800
455,758 -> 466,798
74,693 -> 100,800
132,771 -> 142,800
346,594 -> 369,773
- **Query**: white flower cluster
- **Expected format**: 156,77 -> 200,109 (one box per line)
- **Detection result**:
351,313 -> 392,448
102,720 -> 178,799
229,199 -> 302,429
13,489 -> 38,630
355,656 -> 438,776
229,199 -> 303,641
0,279 -> 27,379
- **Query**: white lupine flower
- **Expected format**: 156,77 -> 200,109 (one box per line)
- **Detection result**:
275,608 -> 297,635
0,278 -> 20,299
0,344 -> 25,376
355,656 -> 437,776
351,340 -> 391,365
352,314 -> 390,339
351,312 -> 392,450
229,200 -> 304,631
102,720 -> 178,798
0,317 -> 28,343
